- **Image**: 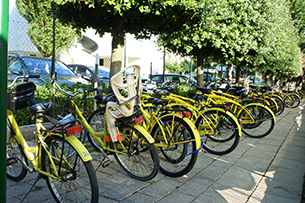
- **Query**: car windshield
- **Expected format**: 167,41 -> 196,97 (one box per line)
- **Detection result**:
23,58 -> 75,76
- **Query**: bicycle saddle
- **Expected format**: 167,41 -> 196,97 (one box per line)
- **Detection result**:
154,89 -> 169,96
188,92 -> 207,101
28,98 -> 54,114
95,94 -> 116,105
148,97 -> 169,106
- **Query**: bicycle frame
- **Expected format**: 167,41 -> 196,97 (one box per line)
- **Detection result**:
70,99 -> 155,155
7,109 -> 92,181
140,103 -> 202,150
142,93 -> 242,137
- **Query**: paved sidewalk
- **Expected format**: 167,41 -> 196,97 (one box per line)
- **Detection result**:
7,101 -> 305,203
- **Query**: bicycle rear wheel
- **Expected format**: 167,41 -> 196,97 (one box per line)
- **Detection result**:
195,109 -> 240,155
42,136 -> 99,203
238,105 -> 275,138
284,94 -> 300,108
6,119 -> 28,181
150,115 -> 198,177
86,108 -> 105,152
289,93 -> 300,108
112,125 -> 159,181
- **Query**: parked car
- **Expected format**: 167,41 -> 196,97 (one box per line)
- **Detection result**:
150,74 -> 195,85
7,55 -> 90,85
140,75 -> 157,94
191,74 -> 217,82
67,64 -> 109,83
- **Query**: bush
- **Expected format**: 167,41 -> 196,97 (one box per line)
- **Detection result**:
14,82 -> 109,126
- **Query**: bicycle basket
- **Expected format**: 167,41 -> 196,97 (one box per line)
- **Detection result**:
7,82 -> 36,111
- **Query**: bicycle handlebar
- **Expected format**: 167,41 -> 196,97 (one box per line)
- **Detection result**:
53,79 -> 99,98
7,75 -> 40,88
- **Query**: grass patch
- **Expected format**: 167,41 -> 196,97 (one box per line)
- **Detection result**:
32,185 -> 47,191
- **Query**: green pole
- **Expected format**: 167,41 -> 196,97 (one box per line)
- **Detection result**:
0,0 -> 9,202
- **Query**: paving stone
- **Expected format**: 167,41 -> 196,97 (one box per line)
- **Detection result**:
120,192 -> 158,203
157,191 -> 195,203
139,177 -> 182,199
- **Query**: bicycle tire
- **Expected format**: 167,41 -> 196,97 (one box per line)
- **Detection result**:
195,109 -> 240,155
270,94 -> 285,116
6,119 -> 28,181
42,135 -> 99,203
289,93 -> 300,108
112,124 -> 160,181
264,97 -> 278,115
284,94 -> 296,108
238,104 -> 275,138
86,108 -> 105,152
150,115 -> 198,177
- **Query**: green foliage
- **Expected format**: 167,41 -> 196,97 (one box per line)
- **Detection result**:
14,82 -> 108,125
172,84 -> 196,97
16,0 -> 79,57
288,0 -> 305,43
55,0 -> 200,77
157,0 -> 303,83
255,0 -> 303,79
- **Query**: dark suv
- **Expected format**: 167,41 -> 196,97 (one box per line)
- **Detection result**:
150,74 -> 195,85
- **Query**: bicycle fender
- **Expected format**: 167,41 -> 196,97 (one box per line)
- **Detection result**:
242,103 -> 276,124
201,107 -> 242,137
158,114 -> 202,150
131,124 -> 155,144
46,135 -> 92,162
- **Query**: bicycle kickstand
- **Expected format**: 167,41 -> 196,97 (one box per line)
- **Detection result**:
20,174 -> 43,203
95,150 -> 112,172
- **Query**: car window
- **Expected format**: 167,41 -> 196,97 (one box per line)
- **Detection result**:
8,58 -> 23,75
151,75 -> 162,83
164,76 -> 174,82
75,66 -> 92,78
178,76 -> 189,83
22,58 -> 75,76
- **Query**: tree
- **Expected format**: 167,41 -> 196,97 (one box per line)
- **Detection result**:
288,0 -> 305,43
157,0 -> 265,87
16,0 -> 78,57
55,0 -> 198,79
164,57 -> 195,74
254,0 -> 303,81
157,0 -> 303,86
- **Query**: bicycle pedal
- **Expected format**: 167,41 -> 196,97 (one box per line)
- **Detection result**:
102,159 -> 111,168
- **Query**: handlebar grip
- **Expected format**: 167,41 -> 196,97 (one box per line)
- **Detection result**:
28,75 -> 40,79
85,88 -> 97,93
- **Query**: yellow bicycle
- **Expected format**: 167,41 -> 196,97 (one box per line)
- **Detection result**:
140,96 -> 202,177
6,75 -> 99,203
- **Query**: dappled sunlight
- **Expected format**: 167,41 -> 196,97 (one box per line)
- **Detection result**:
296,103 -> 305,130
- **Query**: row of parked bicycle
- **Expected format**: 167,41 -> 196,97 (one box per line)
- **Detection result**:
6,65 -> 303,202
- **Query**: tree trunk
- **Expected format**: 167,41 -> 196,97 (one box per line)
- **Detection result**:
196,50 -> 204,88
110,16 -> 124,79
265,70 -> 270,85
235,66 -> 241,86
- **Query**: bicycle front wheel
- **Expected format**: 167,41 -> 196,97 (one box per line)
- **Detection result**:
150,115 -> 198,177
195,109 -> 240,155
42,136 -> 99,203
238,105 -> 275,138
112,125 -> 159,181
271,94 -> 285,116
6,119 -> 28,181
